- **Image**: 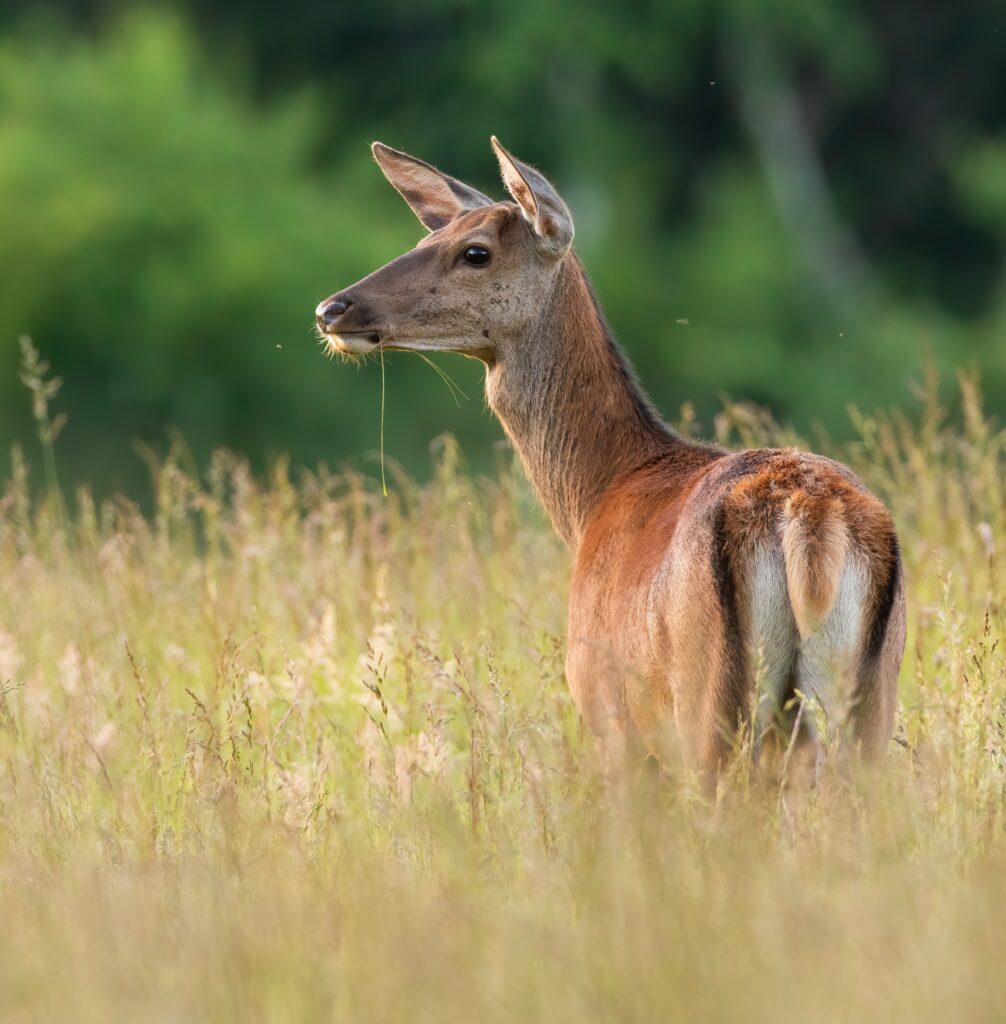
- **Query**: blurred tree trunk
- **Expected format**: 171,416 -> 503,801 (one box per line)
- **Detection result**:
727,28 -> 883,319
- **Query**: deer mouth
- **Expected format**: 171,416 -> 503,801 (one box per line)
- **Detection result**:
325,331 -> 382,356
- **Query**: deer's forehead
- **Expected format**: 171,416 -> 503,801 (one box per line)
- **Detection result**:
417,204 -> 518,249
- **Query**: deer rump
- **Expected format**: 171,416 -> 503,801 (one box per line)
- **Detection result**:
571,448 -> 904,777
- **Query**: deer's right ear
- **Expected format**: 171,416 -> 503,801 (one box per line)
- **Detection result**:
372,143 -> 492,232
491,136 -> 574,258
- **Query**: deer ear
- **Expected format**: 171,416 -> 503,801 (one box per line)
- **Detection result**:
491,136 -> 573,257
372,142 -> 492,232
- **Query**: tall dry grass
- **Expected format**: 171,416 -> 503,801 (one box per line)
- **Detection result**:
0,369 -> 1004,1021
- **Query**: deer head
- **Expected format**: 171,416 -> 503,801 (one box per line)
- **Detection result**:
315,137 -> 574,363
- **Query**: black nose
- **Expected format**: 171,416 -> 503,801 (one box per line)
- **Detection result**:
318,298 -> 351,327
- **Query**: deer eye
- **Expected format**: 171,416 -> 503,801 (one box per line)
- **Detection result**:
462,245 -> 491,266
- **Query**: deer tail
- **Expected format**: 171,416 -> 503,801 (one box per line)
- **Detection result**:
780,494 -> 850,638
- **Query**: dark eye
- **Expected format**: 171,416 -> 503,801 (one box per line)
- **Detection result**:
462,245 -> 491,266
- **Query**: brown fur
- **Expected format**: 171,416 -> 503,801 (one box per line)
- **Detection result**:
315,139 -> 907,784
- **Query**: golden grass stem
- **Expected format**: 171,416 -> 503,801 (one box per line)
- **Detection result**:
379,342 -> 388,497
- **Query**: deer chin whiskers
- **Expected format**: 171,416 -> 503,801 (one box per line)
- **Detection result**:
315,332 -> 365,366
336,347 -> 367,367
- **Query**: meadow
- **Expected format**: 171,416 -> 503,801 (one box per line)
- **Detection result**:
1,363 -> 1005,1022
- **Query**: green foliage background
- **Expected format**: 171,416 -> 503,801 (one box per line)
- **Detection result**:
1,2 -> 1005,493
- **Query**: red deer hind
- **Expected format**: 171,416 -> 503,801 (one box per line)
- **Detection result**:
315,138 -> 906,786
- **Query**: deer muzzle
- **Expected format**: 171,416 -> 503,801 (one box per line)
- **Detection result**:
314,294 -> 381,353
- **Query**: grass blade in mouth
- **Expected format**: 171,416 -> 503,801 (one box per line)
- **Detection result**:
379,342 -> 387,497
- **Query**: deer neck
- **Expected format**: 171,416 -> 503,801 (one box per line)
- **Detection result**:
485,257 -> 706,548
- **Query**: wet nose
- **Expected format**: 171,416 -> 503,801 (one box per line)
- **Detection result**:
316,297 -> 351,327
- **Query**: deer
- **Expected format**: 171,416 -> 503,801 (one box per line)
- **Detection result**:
314,137 -> 906,789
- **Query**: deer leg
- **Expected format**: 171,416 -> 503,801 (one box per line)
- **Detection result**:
565,640 -> 648,793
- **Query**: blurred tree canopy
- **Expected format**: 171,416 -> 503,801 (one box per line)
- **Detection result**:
1,1 -> 1005,494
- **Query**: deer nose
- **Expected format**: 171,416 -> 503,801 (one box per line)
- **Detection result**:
316,297 -> 351,327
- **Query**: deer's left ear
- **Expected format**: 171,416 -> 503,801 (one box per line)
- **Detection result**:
491,136 -> 574,258
372,142 -> 492,232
